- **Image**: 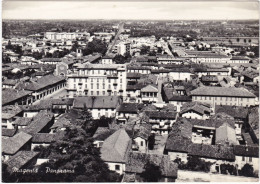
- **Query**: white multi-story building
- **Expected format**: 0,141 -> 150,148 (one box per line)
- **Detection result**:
67,64 -> 127,97
45,32 -> 90,40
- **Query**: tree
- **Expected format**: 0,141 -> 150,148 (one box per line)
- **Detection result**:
141,161 -> 162,182
186,156 -> 211,172
148,133 -> 155,150
140,45 -> 150,55
95,116 -> 113,127
220,163 -> 237,175
3,108 -> 121,182
239,164 -> 255,177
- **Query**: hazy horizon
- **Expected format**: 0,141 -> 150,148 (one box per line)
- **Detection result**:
2,1 -> 259,20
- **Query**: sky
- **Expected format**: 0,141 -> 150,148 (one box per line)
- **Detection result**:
2,0 -> 259,20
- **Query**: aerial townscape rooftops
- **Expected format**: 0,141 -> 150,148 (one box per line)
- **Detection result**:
1,3 -> 259,182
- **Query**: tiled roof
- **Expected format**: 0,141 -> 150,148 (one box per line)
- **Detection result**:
21,75 -> 65,91
248,106 -> 259,140
201,75 -> 218,82
2,128 -> 17,137
125,152 -> 178,178
2,105 -> 23,119
180,102 -> 211,116
117,103 -> 144,113
2,79 -> 18,86
127,73 -> 142,79
50,114 -> 72,130
215,105 -> 249,119
231,56 -> 250,60
93,127 -> 117,141
73,96 -> 120,109
31,133 -> 56,143
12,117 -> 33,126
41,58 -> 62,62
189,144 -> 235,160
145,111 -> 177,119
20,110 -> 54,135
101,129 -> 132,163
141,84 -> 158,92
190,87 -> 256,97
2,88 -> 32,106
133,123 -> 152,140
233,145 -> 259,157
6,151 -> 39,172
2,132 -> 32,155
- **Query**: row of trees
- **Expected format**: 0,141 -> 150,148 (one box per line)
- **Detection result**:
2,108 -> 121,182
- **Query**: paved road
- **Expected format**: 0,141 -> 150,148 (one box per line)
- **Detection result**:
106,22 -> 124,54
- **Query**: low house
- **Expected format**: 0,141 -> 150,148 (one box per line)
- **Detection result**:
20,110 -> 54,135
116,103 -> 144,123
100,129 -> 132,175
194,68 -> 230,78
234,145 -> 259,173
93,127 -> 117,148
140,84 -> 158,103
215,105 -> 249,137
132,123 -> 151,153
179,102 -> 212,120
73,96 -> 121,119
19,75 -> 66,102
2,128 -> 17,138
230,56 -> 251,64
101,55 -> 115,64
2,79 -> 19,89
190,87 -> 257,107
5,151 -> 39,173
2,105 -> 23,129
124,152 -> 178,182
55,59 -> 75,77
201,75 -> 219,86
161,86 -> 192,111
2,88 -> 33,107
144,111 -> 177,135
2,131 -> 32,161
31,133 -> 56,150
164,117 -> 237,173
12,117 -> 33,129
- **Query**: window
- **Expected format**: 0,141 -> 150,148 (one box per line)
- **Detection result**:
115,165 -> 120,170
98,70 -> 100,74
242,156 -> 245,161
97,91 -> 99,95
91,91 -> 93,95
91,83 -> 93,89
220,97 -> 222,100
205,96 -> 207,100
108,79 -> 111,83
79,78 -> 82,82
209,97 -> 211,100
103,83 -> 105,89
120,79 -> 122,83
85,84 -> 87,88
74,78 -> 76,82
91,78 -> 93,82
194,96 -> 197,100
141,141 -> 143,146
249,157 -> 252,162
103,91 -> 105,95
74,84 -> 76,88
97,78 -> 99,83
79,86 -> 82,89
97,84 -> 99,89
247,98 -> 249,102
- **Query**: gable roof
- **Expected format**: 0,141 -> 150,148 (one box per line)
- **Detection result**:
93,127 -> 117,141
2,132 -> 32,155
2,128 -> 17,137
31,133 -> 56,143
233,145 -> 259,157
101,129 -> 132,163
2,88 -> 32,106
180,102 -> 211,116
12,117 -> 33,126
215,123 -> 237,145
190,87 -> 256,97
117,103 -> 144,113
215,105 -> 249,119
141,84 -> 158,92
20,110 -> 54,134
6,151 -> 39,172
145,111 -> 177,119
